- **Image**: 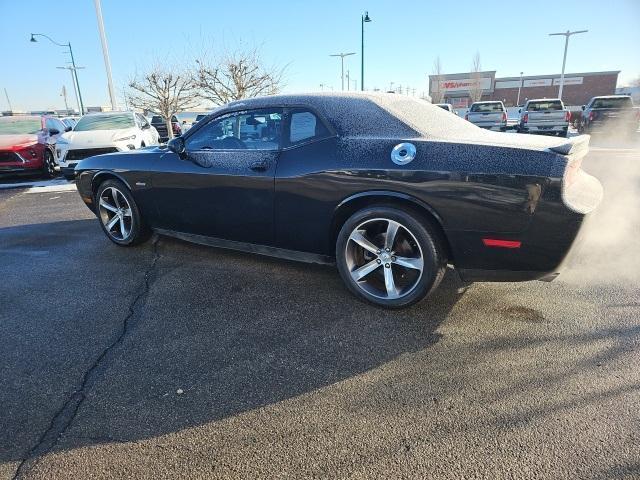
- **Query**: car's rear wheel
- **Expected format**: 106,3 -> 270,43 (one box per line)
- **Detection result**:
336,206 -> 447,308
96,179 -> 149,246
42,149 -> 56,178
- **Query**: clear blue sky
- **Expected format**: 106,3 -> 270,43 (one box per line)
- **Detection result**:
1,0 -> 638,111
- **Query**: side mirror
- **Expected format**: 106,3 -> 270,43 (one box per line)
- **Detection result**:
65,126 -> 72,132
48,128 -> 60,135
141,124 -> 150,130
518,108 -> 521,113
167,137 -> 185,155
581,105 -> 586,110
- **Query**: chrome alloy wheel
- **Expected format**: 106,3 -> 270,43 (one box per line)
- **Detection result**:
345,218 -> 424,300
98,187 -> 133,241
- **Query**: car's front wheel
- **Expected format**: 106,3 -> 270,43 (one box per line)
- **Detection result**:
96,179 -> 149,246
42,149 -> 56,178
336,206 -> 447,308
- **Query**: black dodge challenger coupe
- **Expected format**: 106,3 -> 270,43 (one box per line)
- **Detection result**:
74,93 -> 602,308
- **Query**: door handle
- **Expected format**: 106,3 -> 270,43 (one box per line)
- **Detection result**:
250,160 -> 268,172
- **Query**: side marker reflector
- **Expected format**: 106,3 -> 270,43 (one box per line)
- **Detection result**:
482,238 -> 522,249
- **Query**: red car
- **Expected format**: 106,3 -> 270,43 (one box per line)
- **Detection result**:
0,115 -> 68,178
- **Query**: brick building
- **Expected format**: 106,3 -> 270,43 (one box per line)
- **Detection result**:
429,70 -> 620,108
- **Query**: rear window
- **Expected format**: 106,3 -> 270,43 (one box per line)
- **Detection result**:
591,97 -> 633,109
151,115 -> 178,123
74,114 -> 135,131
0,117 -> 42,134
527,100 -> 564,111
470,103 -> 504,113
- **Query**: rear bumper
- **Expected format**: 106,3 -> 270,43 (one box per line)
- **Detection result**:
474,124 -> 507,131
520,124 -> 568,133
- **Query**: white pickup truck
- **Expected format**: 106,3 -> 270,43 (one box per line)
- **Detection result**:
465,101 -> 507,131
517,98 -> 570,137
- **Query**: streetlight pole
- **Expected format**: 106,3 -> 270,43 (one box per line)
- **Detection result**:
94,0 -> 117,111
361,11 -> 372,91
549,29 -> 588,100
516,71 -> 524,106
31,33 -> 85,114
330,52 -> 356,91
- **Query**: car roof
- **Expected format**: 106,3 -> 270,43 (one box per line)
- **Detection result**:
527,98 -> 562,102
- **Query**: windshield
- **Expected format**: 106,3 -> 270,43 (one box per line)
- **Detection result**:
591,97 -> 633,109
0,117 -> 42,135
527,100 -> 564,111
74,114 -> 135,131
470,103 -> 503,113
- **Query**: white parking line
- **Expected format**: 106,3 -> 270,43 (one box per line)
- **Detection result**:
24,183 -> 77,194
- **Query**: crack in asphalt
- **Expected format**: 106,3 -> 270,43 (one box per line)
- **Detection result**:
12,236 -> 161,480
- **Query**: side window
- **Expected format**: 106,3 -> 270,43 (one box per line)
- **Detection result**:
45,118 -> 63,133
186,109 -> 282,151
136,114 -> 149,128
288,109 -> 331,146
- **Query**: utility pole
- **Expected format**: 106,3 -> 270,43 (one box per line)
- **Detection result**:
57,66 -> 84,114
3,88 -> 12,112
549,29 -> 588,100
330,52 -> 356,91
61,85 -> 69,112
389,81 -> 394,92
94,0 -> 117,110
516,71 -> 524,106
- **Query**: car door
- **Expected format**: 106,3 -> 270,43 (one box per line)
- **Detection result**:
136,114 -> 155,145
150,108 -> 283,246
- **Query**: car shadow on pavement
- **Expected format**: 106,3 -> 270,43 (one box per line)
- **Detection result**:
54,235 -> 468,447
1,228 -> 466,466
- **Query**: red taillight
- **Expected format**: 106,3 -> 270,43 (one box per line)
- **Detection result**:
565,111 -> 571,122
523,113 -> 529,123
482,238 -> 522,249
588,111 -> 595,121
502,112 -> 507,123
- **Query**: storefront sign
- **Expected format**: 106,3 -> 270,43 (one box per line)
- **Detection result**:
495,80 -> 522,89
435,77 -> 492,93
523,78 -> 553,87
553,77 -> 583,86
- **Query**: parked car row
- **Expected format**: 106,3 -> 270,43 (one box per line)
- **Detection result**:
0,110 -> 195,179
457,95 -> 638,137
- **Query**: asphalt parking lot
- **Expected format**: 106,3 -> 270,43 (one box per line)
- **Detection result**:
1,139 -> 639,479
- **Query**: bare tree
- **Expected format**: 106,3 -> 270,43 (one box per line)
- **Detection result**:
195,47 -> 286,106
468,52 -> 484,103
431,56 -> 444,103
127,66 -> 199,140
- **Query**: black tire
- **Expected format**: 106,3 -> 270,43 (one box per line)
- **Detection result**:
95,179 -> 150,246
336,205 -> 447,309
42,149 -> 56,178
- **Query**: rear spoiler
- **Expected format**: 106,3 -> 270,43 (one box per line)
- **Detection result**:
546,134 -> 590,159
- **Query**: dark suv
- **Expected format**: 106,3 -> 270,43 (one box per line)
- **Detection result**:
579,95 -> 639,135
150,115 -> 181,143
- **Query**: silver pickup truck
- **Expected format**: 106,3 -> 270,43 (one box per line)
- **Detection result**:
465,101 -> 507,131
517,98 -> 570,137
